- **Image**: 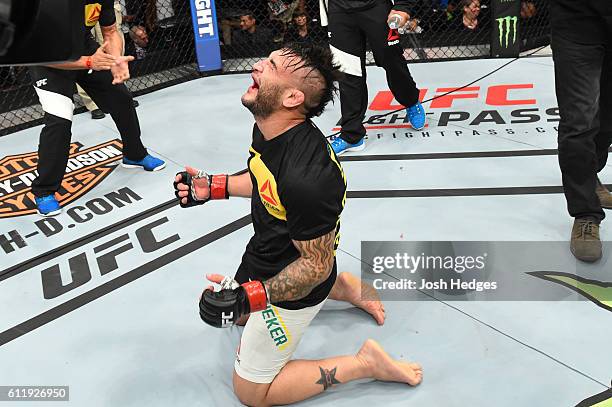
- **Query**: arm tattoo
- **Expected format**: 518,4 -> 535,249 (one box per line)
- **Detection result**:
315,366 -> 341,390
264,229 -> 335,303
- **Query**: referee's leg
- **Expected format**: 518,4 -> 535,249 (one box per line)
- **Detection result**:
328,11 -> 369,145
360,2 -> 419,109
29,67 -> 77,199
77,69 -> 147,162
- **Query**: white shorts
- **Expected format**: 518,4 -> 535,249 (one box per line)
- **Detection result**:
234,300 -> 326,384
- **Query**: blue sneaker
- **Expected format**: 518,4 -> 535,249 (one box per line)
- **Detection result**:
122,154 -> 166,172
35,194 -> 61,217
329,136 -> 365,156
406,101 -> 426,130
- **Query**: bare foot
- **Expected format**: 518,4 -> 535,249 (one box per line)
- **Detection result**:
357,339 -> 422,386
330,272 -> 386,325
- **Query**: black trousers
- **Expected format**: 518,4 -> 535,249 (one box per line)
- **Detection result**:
29,66 -> 147,198
552,32 -> 612,221
328,2 -> 420,144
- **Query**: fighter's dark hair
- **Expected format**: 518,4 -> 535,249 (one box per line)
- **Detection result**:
279,42 -> 343,118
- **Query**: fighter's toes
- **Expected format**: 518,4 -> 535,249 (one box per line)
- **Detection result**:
372,306 -> 386,325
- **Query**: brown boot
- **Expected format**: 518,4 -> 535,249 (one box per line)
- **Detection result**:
596,178 -> 612,209
570,218 -> 602,262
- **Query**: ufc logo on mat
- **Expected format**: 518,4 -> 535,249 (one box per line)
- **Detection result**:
36,79 -> 48,87
221,311 -> 234,327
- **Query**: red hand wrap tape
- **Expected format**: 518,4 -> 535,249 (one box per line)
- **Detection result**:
242,281 -> 267,312
210,174 -> 229,200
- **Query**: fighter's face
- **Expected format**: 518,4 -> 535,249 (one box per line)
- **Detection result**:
241,50 -> 298,119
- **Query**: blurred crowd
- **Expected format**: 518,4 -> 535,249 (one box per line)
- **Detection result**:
218,0 -> 543,57
219,0 -> 328,57
0,0 -> 548,117
0,0 -> 546,89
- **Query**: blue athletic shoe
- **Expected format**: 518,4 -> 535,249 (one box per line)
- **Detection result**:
35,194 -> 61,217
122,154 -> 166,172
329,136 -> 365,156
406,101 -> 426,130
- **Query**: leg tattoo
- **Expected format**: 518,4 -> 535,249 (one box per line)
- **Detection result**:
315,366 -> 341,390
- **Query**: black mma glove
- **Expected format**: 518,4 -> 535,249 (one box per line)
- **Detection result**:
199,277 -> 268,328
173,170 -> 229,208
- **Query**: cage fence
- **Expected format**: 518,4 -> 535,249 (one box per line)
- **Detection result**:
0,0 -> 550,136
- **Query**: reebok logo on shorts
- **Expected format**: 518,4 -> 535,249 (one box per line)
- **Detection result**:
261,305 -> 291,349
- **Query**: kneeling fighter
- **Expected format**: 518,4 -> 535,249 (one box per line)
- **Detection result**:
173,43 -> 422,406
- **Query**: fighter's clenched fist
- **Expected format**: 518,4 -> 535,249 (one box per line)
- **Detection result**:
199,274 -> 267,328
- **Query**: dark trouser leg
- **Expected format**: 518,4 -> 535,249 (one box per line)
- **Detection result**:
596,46 -> 612,173
32,114 -> 73,197
552,34 -> 606,221
77,69 -> 147,161
360,2 -> 419,108
338,68 -> 368,144
328,11 -> 368,144
28,67 -> 76,197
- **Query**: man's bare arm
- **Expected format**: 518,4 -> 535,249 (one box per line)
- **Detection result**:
228,172 -> 253,198
101,24 -> 124,57
45,57 -> 90,70
45,23 -> 122,70
264,229 -> 335,303
102,22 -> 134,84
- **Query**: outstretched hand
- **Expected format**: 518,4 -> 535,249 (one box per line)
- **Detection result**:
111,55 -> 135,84
90,41 -> 117,71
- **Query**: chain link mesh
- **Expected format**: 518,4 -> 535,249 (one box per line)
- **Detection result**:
0,0 -> 551,136
518,0 -> 551,51
0,0 -> 198,136
220,0 -> 549,71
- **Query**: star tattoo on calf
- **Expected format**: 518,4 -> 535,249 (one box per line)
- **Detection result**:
315,366 -> 341,390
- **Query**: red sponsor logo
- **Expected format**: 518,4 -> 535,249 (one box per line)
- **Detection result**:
259,179 -> 278,206
387,29 -> 400,42
369,83 -> 537,111
85,3 -> 102,26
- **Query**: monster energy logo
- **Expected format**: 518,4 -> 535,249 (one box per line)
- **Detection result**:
496,16 -> 517,48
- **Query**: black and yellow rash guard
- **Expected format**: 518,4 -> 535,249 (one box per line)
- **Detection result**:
237,120 -> 347,310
